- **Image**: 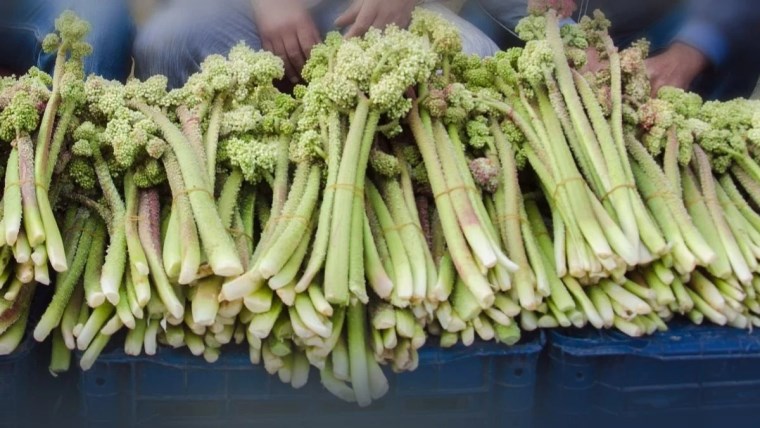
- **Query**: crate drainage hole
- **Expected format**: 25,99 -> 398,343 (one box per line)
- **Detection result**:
96,378 -> 106,386
513,368 -> 524,377
575,372 -> 584,380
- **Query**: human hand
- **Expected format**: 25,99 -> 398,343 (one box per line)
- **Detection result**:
581,47 -> 605,74
253,0 -> 321,82
334,0 -> 418,39
645,42 -> 709,96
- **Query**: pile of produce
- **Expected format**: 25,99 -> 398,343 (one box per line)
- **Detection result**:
1,1 -> 760,405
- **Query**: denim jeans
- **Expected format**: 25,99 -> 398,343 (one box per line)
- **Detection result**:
134,0 -> 500,89
0,0 -> 135,81
458,0 -> 759,100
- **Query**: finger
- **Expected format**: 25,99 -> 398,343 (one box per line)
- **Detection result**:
345,9 -> 377,39
262,38 -> 275,56
297,27 -> 321,59
274,38 -> 299,83
335,0 -> 362,28
283,34 -> 307,75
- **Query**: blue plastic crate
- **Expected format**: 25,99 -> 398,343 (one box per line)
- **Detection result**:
0,331 -> 35,428
540,322 -> 760,427
80,333 -> 544,428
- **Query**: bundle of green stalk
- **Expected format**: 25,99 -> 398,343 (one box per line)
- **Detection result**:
0,12 -> 92,354
6,2 -> 760,407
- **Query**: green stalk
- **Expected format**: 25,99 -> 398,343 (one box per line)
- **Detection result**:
572,71 -> 639,250
61,286 -> 83,349
349,111 -> 383,303
298,112 -> 342,291
217,169 -> 244,229
491,121 -> 537,308
626,135 -> 715,265
715,182 -> 760,272
432,251 -> 456,303
682,169 -> 731,278
448,125 -> 509,270
347,301 -> 372,407
693,147 -> 751,283
49,328 -> 71,374
432,120 -> 498,268
0,303 -> 30,355
270,221 -> 313,290
204,95 -> 224,188
192,276 -> 222,327
240,190 -> 256,256
137,190 -> 184,318
17,134 -> 45,246
82,218 -> 107,308
720,174 -> 760,232
90,146 -> 126,304
176,105 -> 207,179
731,166 -> 760,207
34,216 -> 97,341
4,148 -> 22,246
259,166 -> 322,278
125,317 -> 147,356
162,152 -> 201,285
564,277 -> 604,328
535,88 -> 617,261
685,287 -> 727,325
525,199 -> 575,311
381,179 -> 427,302
124,172 -> 149,276
408,102 -> 494,308
76,303 -> 114,351
367,203 -> 396,287
324,98 -> 376,304
366,181 -> 414,304
134,101 -> 242,276
363,212 -> 393,299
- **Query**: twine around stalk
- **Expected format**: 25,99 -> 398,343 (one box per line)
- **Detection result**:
600,183 -> 637,202
433,184 -> 478,200
550,176 -> 586,202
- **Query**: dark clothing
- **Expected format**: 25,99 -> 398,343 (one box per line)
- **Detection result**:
0,0 -> 135,80
460,0 -> 760,100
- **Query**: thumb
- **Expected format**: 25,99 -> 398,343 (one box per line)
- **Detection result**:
335,0 -> 361,28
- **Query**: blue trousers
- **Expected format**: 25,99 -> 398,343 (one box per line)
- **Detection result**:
0,0 -> 134,81
458,0 -> 759,100
134,0 -> 500,89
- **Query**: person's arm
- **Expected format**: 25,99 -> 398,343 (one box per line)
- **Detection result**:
647,0 -> 760,94
252,0 -> 321,82
334,0 -> 419,38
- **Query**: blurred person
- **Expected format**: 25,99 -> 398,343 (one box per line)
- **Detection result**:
0,0 -> 135,80
459,0 -> 760,100
134,0 -> 500,88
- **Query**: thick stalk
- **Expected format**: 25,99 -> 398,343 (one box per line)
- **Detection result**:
347,301 -> 372,407
694,147 -> 751,283
4,148 -> 22,246
17,134 -> 45,246
408,102 -> 494,308
491,121 -> 537,308
204,95 -> 225,188
133,101 -> 242,276
298,113 -> 341,290
682,169 -> 732,278
137,190 -> 184,318
324,97 -> 374,304
259,166 -> 322,278
34,216 -> 97,341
